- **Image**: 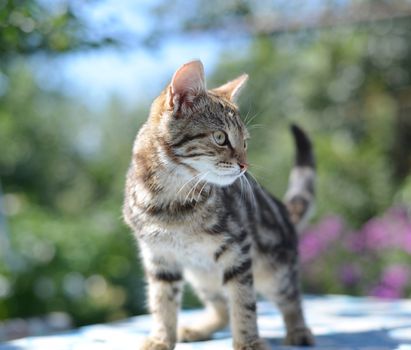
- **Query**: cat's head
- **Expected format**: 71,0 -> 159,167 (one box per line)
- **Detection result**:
151,60 -> 249,187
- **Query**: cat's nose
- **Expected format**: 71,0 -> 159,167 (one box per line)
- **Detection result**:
238,162 -> 248,171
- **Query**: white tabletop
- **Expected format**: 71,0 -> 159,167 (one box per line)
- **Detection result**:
2,295 -> 411,349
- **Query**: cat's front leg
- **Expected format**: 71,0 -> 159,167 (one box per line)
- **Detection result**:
221,250 -> 268,350
140,256 -> 183,350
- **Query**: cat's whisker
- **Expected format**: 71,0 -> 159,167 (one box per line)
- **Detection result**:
177,172 -> 204,196
243,104 -> 253,125
245,110 -> 257,126
247,170 -> 269,186
184,172 -> 208,203
248,163 -> 264,169
192,172 -> 210,202
184,178 -> 202,203
242,174 -> 252,207
197,176 -> 210,201
239,175 -> 243,201
245,112 -> 259,127
239,175 -> 247,204
243,174 -> 257,210
196,185 -> 207,202
241,175 -> 256,209
247,168 -> 270,182
248,124 -> 264,130
247,171 -> 260,186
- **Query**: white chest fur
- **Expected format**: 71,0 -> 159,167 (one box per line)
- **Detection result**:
139,225 -> 221,271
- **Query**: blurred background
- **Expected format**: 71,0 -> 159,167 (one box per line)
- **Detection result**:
1,0 -> 411,341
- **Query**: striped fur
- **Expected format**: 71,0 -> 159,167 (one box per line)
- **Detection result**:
123,61 -> 314,350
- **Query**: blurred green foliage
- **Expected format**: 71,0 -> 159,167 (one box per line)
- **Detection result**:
0,0 -> 116,56
0,62 -> 147,325
0,0 -> 411,331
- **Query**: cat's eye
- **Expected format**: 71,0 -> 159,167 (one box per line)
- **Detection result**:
213,131 -> 228,146
244,140 -> 247,149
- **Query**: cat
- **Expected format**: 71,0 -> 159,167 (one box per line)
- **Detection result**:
123,60 -> 315,350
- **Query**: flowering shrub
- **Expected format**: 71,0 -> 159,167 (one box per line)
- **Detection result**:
300,207 -> 411,298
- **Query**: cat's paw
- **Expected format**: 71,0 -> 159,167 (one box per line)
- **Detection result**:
234,338 -> 270,350
284,327 -> 315,346
139,337 -> 174,350
178,326 -> 211,342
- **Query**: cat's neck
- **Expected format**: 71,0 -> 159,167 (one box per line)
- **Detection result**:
132,139 -> 213,208
156,161 -> 212,205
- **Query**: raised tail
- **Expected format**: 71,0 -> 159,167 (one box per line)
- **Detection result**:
284,124 -> 316,232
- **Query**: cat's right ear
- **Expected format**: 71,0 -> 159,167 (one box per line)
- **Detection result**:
168,60 -> 206,114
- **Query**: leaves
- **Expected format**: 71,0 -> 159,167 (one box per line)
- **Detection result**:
0,0 -> 119,58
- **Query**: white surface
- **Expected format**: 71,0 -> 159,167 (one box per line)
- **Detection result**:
2,295 -> 411,349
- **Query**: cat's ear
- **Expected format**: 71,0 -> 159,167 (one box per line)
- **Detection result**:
212,74 -> 248,103
168,60 -> 206,111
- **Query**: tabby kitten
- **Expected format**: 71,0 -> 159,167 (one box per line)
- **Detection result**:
123,60 -> 315,350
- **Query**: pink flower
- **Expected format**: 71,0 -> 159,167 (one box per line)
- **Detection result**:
339,264 -> 362,286
381,265 -> 409,289
370,265 -> 409,299
403,228 -> 411,254
345,231 -> 365,252
299,216 -> 344,262
362,218 -> 390,251
371,285 -> 401,299
359,208 -> 411,252
300,234 -> 323,263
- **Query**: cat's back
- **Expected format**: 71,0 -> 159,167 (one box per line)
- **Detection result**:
220,175 -> 298,254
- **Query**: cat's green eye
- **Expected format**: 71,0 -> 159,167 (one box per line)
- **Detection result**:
213,131 -> 228,146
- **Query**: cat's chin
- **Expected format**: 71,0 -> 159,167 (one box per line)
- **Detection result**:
205,172 -> 240,187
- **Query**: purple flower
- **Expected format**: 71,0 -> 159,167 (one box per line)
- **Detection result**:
339,264 -> 362,286
300,216 -> 344,262
358,207 -> 411,252
381,265 -> 409,289
318,216 -> 344,242
345,230 -> 365,252
370,265 -> 409,299
403,228 -> 411,254
362,217 -> 390,251
300,234 -> 323,263
371,285 -> 401,299
300,206 -> 411,297
388,207 -> 409,223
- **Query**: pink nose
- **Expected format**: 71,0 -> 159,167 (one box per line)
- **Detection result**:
239,162 -> 248,171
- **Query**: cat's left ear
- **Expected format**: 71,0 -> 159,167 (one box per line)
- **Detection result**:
169,60 -> 206,112
212,74 -> 248,103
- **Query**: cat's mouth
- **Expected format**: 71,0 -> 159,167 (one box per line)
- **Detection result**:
206,169 -> 244,187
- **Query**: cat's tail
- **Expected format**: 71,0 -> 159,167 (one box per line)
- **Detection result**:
284,124 -> 316,232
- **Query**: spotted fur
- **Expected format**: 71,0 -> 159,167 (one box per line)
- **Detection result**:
123,60 -> 315,350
